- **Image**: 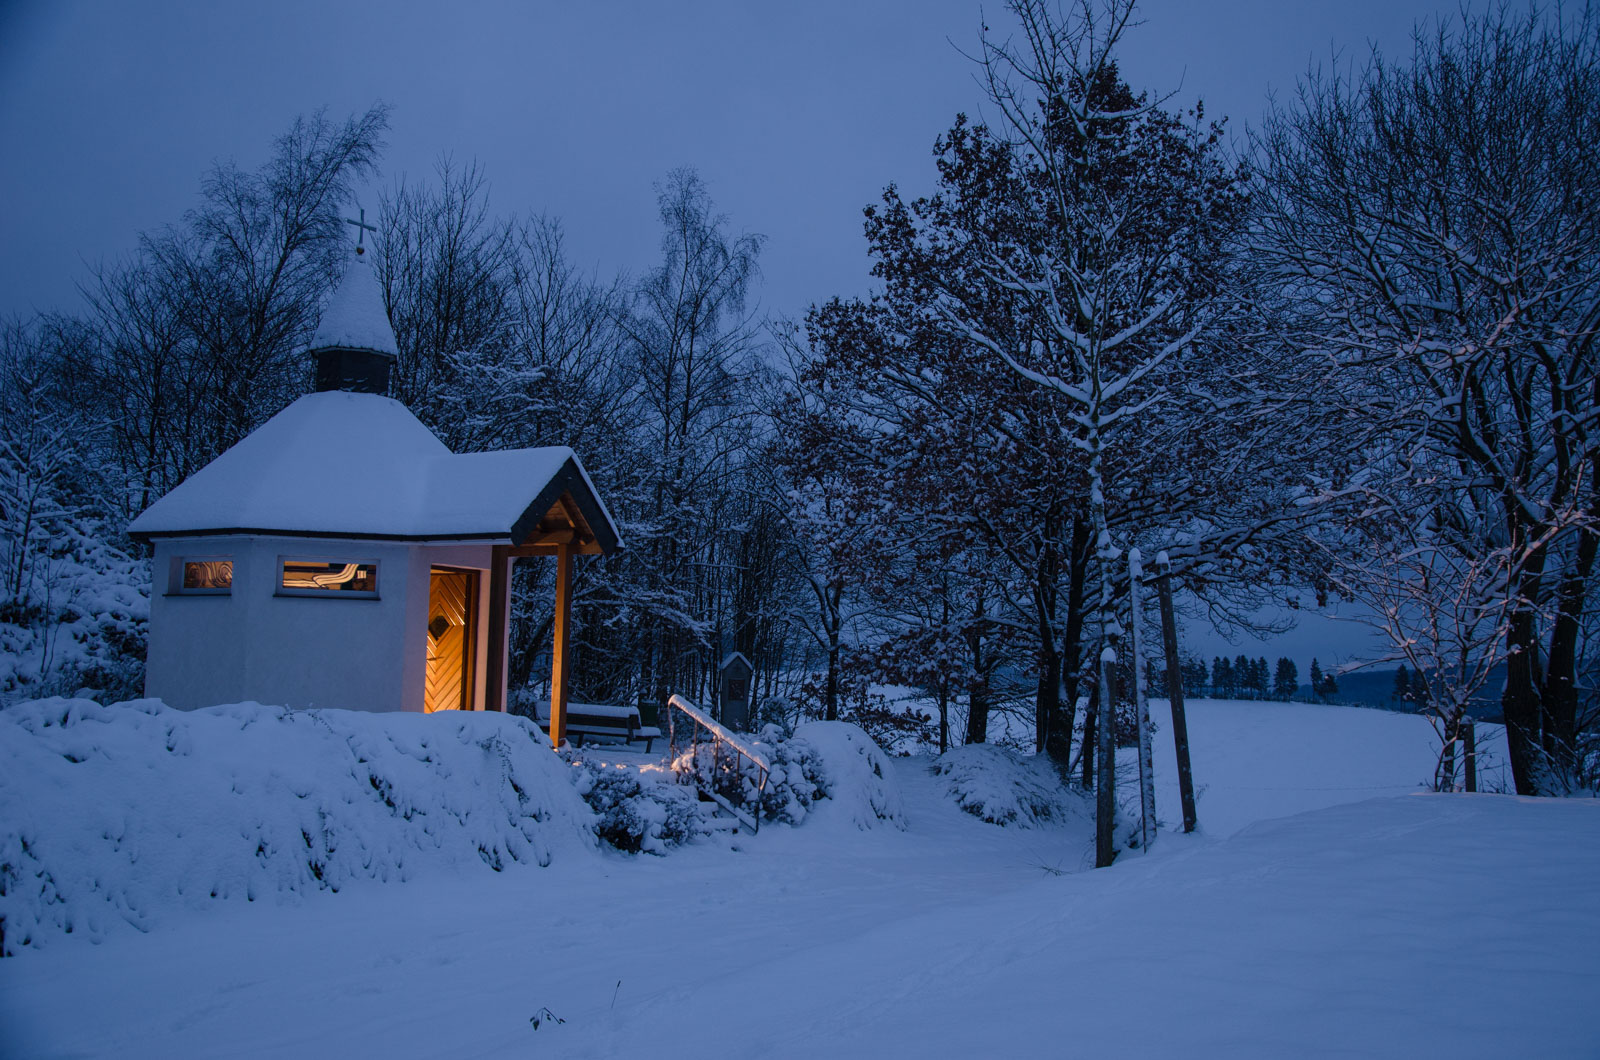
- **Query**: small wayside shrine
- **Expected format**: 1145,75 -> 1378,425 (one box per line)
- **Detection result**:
129,229 -> 621,745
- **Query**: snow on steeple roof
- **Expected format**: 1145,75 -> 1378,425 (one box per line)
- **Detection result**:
309,246 -> 398,358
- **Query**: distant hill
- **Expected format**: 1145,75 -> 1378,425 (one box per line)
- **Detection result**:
1308,665 -> 1506,722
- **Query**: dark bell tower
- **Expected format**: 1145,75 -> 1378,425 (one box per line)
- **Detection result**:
310,210 -> 399,397
314,341 -> 395,396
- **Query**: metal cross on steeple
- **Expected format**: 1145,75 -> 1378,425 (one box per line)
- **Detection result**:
345,208 -> 377,249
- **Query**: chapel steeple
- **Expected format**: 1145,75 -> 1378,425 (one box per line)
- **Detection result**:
310,210 -> 399,396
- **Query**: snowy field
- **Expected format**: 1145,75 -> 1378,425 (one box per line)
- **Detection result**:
3,698 -> 1596,1058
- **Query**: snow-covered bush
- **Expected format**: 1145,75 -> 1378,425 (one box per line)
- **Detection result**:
564,754 -> 705,854
0,330 -> 150,708
934,743 -> 1082,828
0,525 -> 148,708
668,721 -> 904,830
750,723 -> 828,825
0,698 -> 596,954
788,721 -> 906,830
839,696 -> 937,756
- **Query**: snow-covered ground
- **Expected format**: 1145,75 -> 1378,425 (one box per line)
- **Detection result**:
3,699 -> 1594,1058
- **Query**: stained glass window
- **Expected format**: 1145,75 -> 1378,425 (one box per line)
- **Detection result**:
280,560 -> 378,594
180,560 -> 232,592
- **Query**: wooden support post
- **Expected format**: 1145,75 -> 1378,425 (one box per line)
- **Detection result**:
1463,719 -> 1477,793
485,545 -> 512,713
1129,550 -> 1156,852
1156,555 -> 1198,833
549,541 -> 573,749
1095,645 -> 1117,868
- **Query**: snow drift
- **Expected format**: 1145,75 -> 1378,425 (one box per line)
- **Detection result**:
0,698 -> 596,954
0,703 -> 922,954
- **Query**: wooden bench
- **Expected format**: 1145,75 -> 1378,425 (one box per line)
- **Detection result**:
540,702 -> 662,752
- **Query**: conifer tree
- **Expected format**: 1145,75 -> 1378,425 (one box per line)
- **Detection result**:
1392,665 -> 1411,706
1273,657 -> 1298,700
1212,656 -> 1232,699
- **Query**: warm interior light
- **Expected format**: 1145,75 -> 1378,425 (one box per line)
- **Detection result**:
281,561 -> 376,592
182,560 -> 232,590
312,563 -> 361,587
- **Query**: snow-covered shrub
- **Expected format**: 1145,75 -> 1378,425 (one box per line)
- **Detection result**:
0,525 -> 148,707
666,721 -> 904,830
1113,696 -> 1155,749
0,332 -> 150,708
750,723 -> 828,825
934,743 -> 1082,828
565,754 -> 705,854
0,698 -> 596,954
788,721 -> 906,830
839,696 -> 937,756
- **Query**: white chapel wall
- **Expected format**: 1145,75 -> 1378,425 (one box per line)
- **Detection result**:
148,535 -> 419,711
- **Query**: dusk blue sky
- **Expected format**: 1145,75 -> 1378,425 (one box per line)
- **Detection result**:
0,1 -> 1524,668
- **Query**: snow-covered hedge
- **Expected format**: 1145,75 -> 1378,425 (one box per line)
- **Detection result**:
0,698 -> 596,954
934,743 -> 1081,828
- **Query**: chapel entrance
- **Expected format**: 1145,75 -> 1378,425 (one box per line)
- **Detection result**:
424,567 -> 478,712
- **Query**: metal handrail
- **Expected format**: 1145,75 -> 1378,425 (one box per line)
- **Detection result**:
666,694 -> 769,833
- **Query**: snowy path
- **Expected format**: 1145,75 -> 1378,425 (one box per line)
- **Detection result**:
3,702 -> 1590,1059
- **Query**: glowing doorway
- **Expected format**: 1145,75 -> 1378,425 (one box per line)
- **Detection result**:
424,567 -> 478,712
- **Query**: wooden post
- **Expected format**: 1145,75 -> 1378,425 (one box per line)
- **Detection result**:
1129,550 -> 1156,851
1095,645 -> 1117,868
548,541 -> 573,748
1156,554 -> 1198,833
485,546 -> 512,713
1463,719 -> 1477,792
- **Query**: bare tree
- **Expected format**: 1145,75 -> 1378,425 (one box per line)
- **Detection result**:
1256,5 -> 1600,794
618,168 -> 765,706
379,157 -> 517,440
81,106 -> 389,518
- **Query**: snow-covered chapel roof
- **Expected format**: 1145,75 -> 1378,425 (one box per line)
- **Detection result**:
127,391 -> 621,551
308,248 -> 398,358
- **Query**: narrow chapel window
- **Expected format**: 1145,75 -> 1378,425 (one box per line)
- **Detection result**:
279,560 -> 378,595
179,559 -> 232,593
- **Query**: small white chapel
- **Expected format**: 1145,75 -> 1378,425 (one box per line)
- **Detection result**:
128,233 -> 620,743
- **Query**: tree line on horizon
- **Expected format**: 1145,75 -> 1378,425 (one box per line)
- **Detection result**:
2,0 -> 1597,798
1150,655 -> 1339,704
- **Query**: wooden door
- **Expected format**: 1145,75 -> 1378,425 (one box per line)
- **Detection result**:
425,568 -> 477,712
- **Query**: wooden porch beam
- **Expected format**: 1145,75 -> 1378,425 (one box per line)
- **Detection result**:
505,541 -> 605,557
485,545 -> 511,712
549,541 -> 573,748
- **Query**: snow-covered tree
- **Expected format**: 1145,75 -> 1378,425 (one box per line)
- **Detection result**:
615,168 -> 765,707
1255,5 -> 1600,793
